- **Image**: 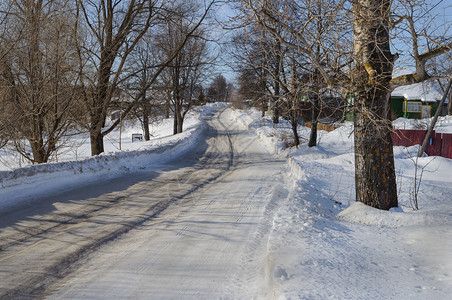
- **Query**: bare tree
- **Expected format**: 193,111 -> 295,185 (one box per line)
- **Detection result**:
0,0 -> 79,164
74,0 -> 160,155
232,30 -> 270,116
207,74 -> 228,102
75,0 -> 215,155
233,0 -> 351,146
233,24 -> 307,146
235,65 -> 266,111
0,9 -> 14,149
126,33 -> 162,141
234,0 -> 451,209
226,82 -> 235,102
156,2 -> 212,134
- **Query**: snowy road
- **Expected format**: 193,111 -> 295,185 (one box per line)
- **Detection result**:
0,108 -> 289,299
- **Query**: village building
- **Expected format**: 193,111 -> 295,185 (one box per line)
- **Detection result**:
390,79 -> 445,119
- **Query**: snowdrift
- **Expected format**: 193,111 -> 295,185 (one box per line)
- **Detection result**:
0,103 -> 228,209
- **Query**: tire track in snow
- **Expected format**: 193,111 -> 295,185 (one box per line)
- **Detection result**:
1,107 -> 290,299
0,110 -> 236,299
227,181 -> 289,298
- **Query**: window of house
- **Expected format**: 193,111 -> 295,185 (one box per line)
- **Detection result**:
404,101 -> 422,112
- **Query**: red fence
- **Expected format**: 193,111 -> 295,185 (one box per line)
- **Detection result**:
392,130 -> 452,159
441,133 -> 452,159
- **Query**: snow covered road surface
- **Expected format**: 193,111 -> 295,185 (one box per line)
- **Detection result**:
0,108 -> 289,299
2,105 -> 451,299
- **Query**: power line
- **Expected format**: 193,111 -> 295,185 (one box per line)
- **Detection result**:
415,0 -> 447,22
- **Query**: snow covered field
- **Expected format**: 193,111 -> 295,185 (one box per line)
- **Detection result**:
1,103 -> 451,299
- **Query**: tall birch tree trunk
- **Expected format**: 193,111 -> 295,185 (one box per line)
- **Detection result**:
353,0 -> 398,210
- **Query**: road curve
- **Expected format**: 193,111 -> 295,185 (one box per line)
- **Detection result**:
0,108 -> 289,299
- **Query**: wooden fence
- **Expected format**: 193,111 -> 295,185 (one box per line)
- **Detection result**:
304,122 -> 337,132
392,129 -> 452,159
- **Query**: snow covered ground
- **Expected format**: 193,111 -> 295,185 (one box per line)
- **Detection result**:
229,107 -> 452,299
0,107 -> 212,172
1,103 -> 451,299
0,104 -> 223,211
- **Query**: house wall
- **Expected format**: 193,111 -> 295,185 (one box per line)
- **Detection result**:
390,96 -> 440,119
390,96 -> 404,119
346,96 -> 440,121
429,101 -> 440,115
404,110 -> 422,119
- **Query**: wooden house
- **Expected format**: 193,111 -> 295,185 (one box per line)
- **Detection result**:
391,79 -> 444,120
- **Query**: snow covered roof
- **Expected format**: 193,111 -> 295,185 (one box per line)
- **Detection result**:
392,80 -> 443,102
391,69 -> 444,102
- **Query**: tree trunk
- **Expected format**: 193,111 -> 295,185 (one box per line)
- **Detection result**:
261,101 -> 266,117
143,116 -> 150,141
173,97 -> 183,135
291,114 -> 300,147
354,92 -> 398,210
308,96 -> 319,147
173,113 -> 178,135
273,41 -> 281,124
90,130 -> 104,156
142,92 -> 151,141
448,93 -> 452,115
30,144 -> 45,164
352,0 -> 398,210
30,129 -> 46,164
89,107 -> 106,156
89,54 -> 111,155
89,103 -> 107,156
177,116 -> 183,133
272,87 -> 280,123
308,121 -> 317,147
272,105 -> 279,124
29,112 -> 48,164
165,95 -> 171,119
418,79 -> 452,157
28,2 -> 46,164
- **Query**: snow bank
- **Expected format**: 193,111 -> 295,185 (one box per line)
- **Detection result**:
228,107 -> 452,299
393,115 -> 452,133
338,202 -> 424,227
0,103 -> 228,210
227,107 -> 294,155
1,124 -> 202,184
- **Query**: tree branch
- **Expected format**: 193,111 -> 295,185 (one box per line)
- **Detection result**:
390,41 -> 452,89
102,0 -> 215,137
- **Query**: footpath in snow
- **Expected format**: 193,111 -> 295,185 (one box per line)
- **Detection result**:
229,107 -> 452,299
